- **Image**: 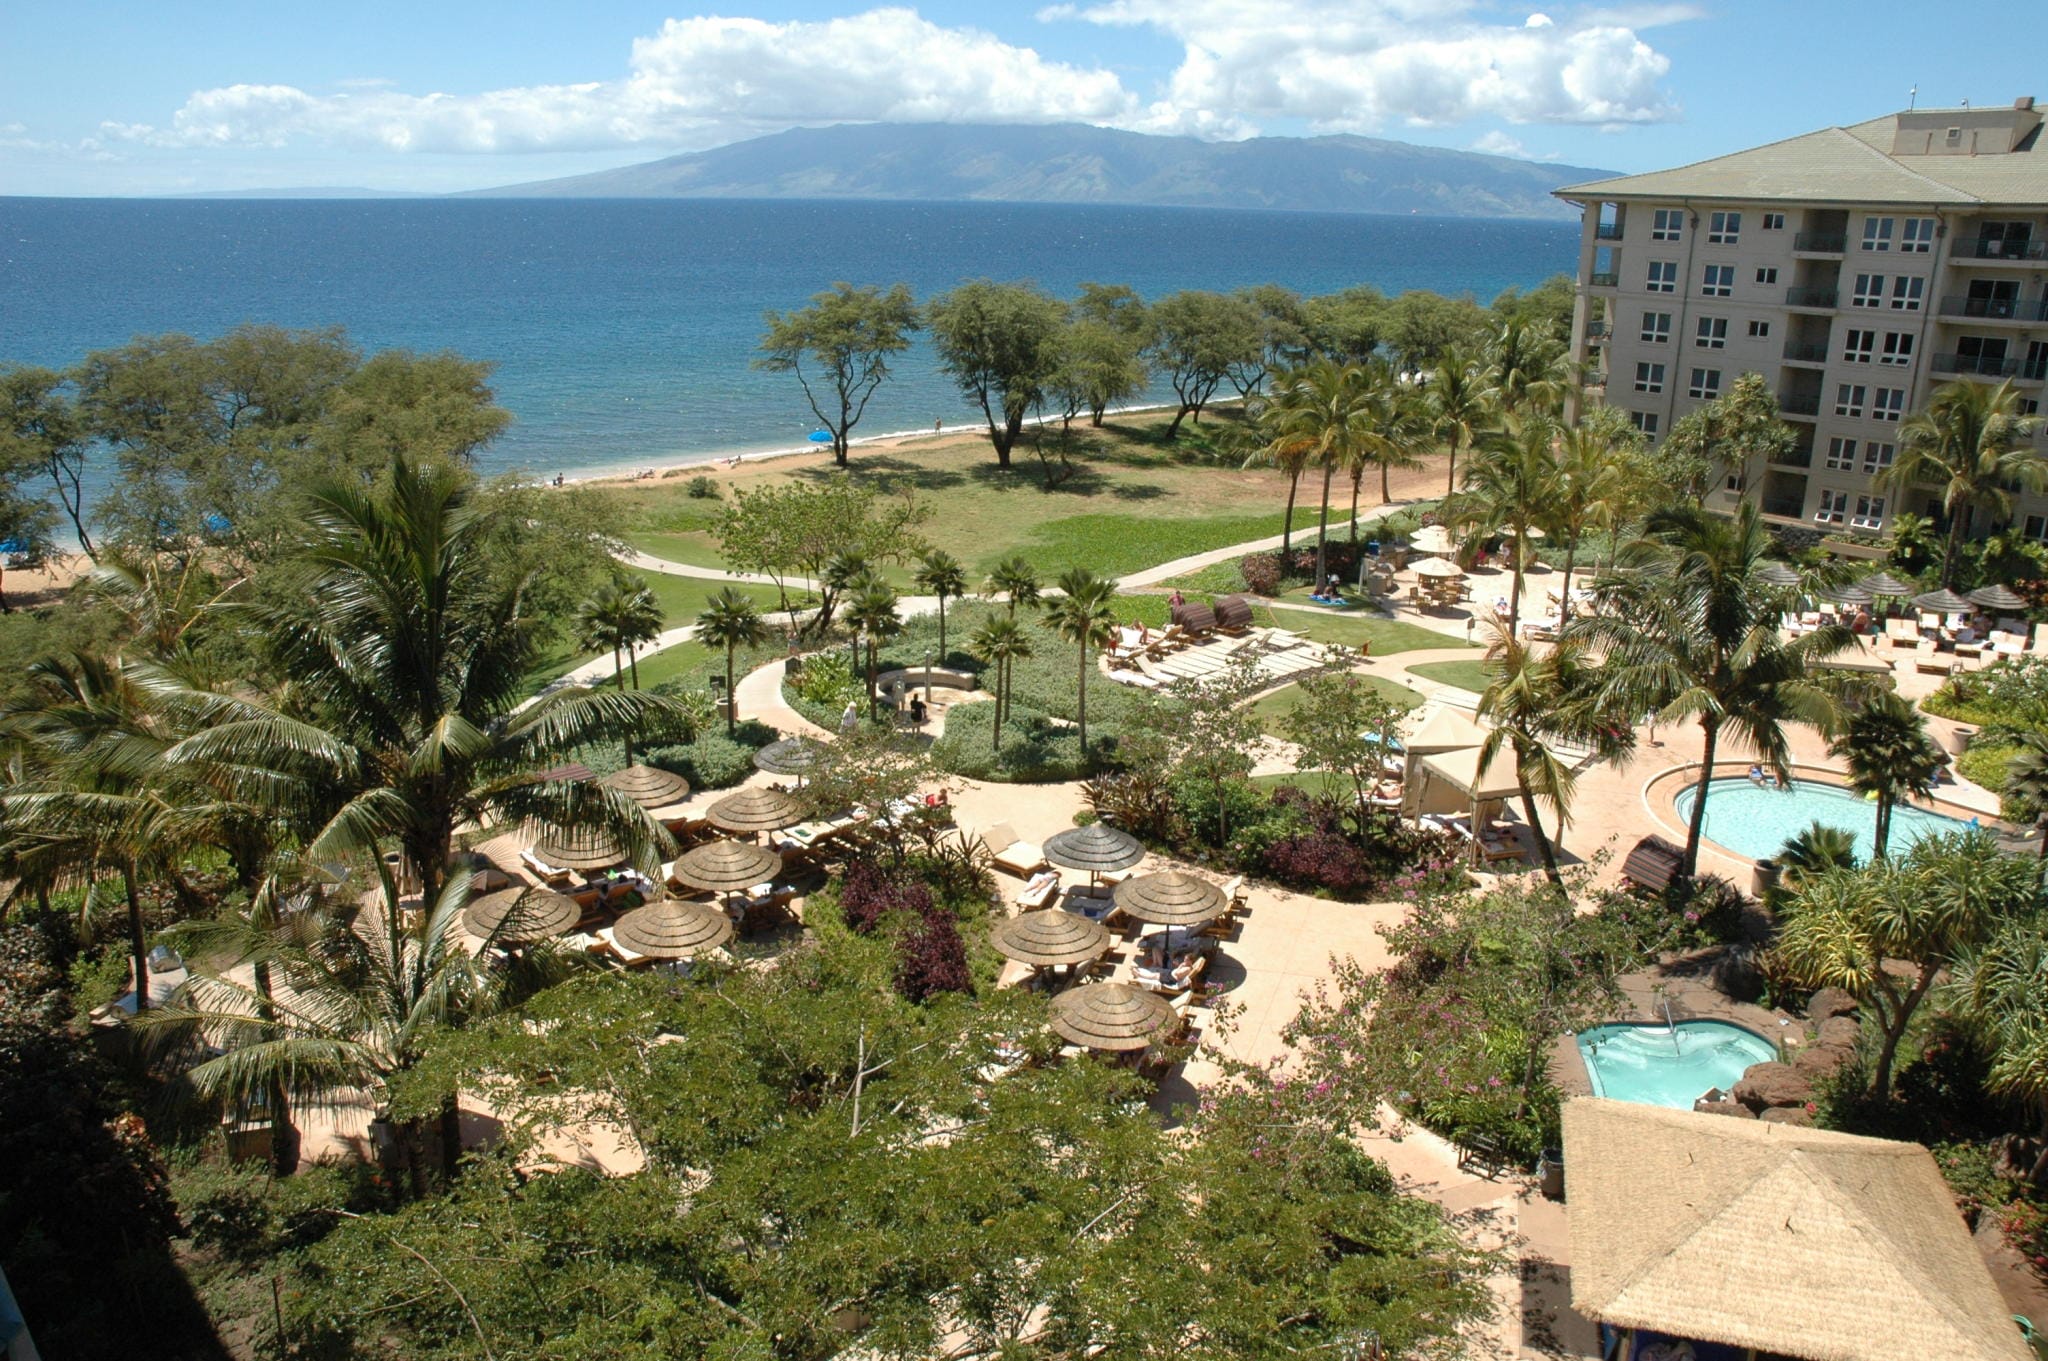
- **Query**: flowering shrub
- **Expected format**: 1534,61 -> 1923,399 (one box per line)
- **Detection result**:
1263,831 -> 1371,892
896,909 -> 971,1002
1238,550 -> 1283,596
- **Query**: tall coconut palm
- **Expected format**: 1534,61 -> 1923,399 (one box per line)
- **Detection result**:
984,555 -> 1041,619
2006,733 -> 2048,864
1481,318 -> 1570,420
696,587 -> 768,735
842,574 -> 902,710
914,549 -> 969,664
1828,690 -> 1943,860
164,454 -> 680,908
1884,378 -> 2046,586
1426,347 -> 1493,496
1575,503 -> 1854,880
1258,360 -> 1374,591
1042,568 -> 1117,757
1444,415 -> 1561,634
1354,362 -> 1426,519
575,575 -> 665,690
1547,414 -> 1631,610
968,615 -> 1032,752
1243,408 -> 1317,567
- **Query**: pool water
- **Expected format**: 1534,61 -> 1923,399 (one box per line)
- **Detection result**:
1672,777 -> 1972,864
1577,1021 -> 1779,1109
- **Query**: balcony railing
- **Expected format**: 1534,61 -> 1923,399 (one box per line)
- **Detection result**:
1588,271 -> 1619,288
1773,446 -> 1814,469
1794,231 -> 1847,253
1585,320 -> 1609,339
1781,341 -> 1829,363
1954,237 -> 2048,262
1778,392 -> 1821,417
1785,286 -> 1838,308
1596,222 -> 1624,240
1761,497 -> 1806,519
1939,295 -> 2048,321
1932,352 -> 2021,377
1583,372 -> 1608,388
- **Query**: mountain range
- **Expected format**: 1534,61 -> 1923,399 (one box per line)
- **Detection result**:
469,122 -> 1607,220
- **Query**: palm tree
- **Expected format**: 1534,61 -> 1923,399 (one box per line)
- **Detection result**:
968,616 -> 1032,752
1354,362 -> 1426,518
1445,415 -> 1560,634
984,555 -> 1041,619
1884,378 -> 2046,586
914,549 -> 969,664
1547,415 -> 1629,609
574,576 -> 664,690
1575,503 -> 1854,881
1481,318 -> 1570,420
1426,347 -> 1492,497
1776,822 -> 1858,888
1042,568 -> 1117,757
2007,733 -> 2048,864
1258,360 -> 1374,592
1948,916 -> 2048,1176
164,454 -> 681,908
842,574 -> 902,711
696,587 -> 768,735
1828,691 -> 1943,860
1243,404 -> 1317,567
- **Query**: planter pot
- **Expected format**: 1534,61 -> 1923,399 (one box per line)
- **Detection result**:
1752,858 -> 1782,899
1945,727 -> 1974,759
1539,1148 -> 1566,1201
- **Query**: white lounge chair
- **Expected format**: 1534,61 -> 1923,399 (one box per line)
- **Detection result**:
981,822 -> 1047,877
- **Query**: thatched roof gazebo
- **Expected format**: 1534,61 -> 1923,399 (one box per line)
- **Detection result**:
610,896 -> 734,959
1970,583 -> 2027,613
463,887 -> 581,945
705,787 -> 803,836
1913,587 -> 1974,615
989,911 -> 1111,969
753,737 -> 823,779
1113,871 -> 1226,928
599,764 -> 692,810
1564,1098 -> 2032,1361
529,826 -> 629,872
1049,982 -> 1176,1053
670,840 -> 783,895
1044,824 -> 1145,882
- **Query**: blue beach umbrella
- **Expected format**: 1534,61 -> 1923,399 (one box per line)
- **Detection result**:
0,539 -> 24,556
807,429 -> 832,443
202,512 -> 233,535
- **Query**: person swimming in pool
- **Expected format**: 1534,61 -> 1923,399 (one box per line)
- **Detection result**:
1747,764 -> 1767,785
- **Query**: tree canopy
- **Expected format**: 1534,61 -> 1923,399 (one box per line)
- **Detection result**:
757,282 -> 920,467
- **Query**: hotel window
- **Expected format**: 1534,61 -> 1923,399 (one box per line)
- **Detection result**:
1688,368 -> 1723,399
1651,208 -> 1683,241
1842,329 -> 1875,363
1815,489 -> 1847,524
2026,514 -> 2048,542
1861,441 -> 1894,475
1695,316 -> 1727,349
1852,495 -> 1886,530
1852,273 -> 1885,308
1880,332 -> 1914,366
1628,410 -> 1660,437
1762,212 -> 1786,230
1647,260 -> 1677,293
1835,384 -> 1866,417
1701,264 -> 1734,297
1861,216 -> 1894,251
1890,276 -> 1924,310
1640,310 -> 1671,342
1901,217 -> 1937,253
1748,320 -> 1771,338
1755,266 -> 1779,284
1825,437 -> 1857,471
1634,362 -> 1665,393
1873,387 -> 1906,422
1708,211 -> 1741,244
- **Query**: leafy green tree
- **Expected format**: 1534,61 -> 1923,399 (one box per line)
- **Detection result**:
1126,653 -> 1263,844
2007,734 -> 2048,863
1279,664 -> 1405,833
843,574 -> 903,709
1948,914 -> 2048,1174
1445,414 -> 1561,633
1488,273 -> 1577,339
1233,283 -> 1313,389
1774,831 -> 2036,1100
1379,290 -> 1489,370
1300,284 -> 1384,363
1827,690 -> 1943,861
1577,504 -> 1853,880
0,364 -> 94,558
1148,290 -> 1263,439
968,615 -> 1031,752
1049,318 -> 1149,430
1661,372 -> 1794,510
1042,567 -> 1117,756
696,586 -> 769,735
756,282 -> 920,467
912,549 -> 967,663
926,279 -> 1068,468
1426,346 -> 1492,497
715,475 -> 929,636
575,575 -> 665,690
1885,378 -> 2046,586
1073,281 -> 1152,340
982,554 -> 1041,618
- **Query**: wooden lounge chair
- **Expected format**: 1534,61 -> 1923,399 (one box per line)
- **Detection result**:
1916,653 -> 1956,676
1014,871 -> 1060,911
1885,617 -> 1919,646
981,823 -> 1047,877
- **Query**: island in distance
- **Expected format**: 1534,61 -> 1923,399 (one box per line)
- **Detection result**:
471,121 -> 1611,220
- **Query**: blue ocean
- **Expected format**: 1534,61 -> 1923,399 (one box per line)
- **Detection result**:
0,198 -> 1575,485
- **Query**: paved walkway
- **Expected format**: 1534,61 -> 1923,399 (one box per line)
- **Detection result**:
1116,501 -> 1421,589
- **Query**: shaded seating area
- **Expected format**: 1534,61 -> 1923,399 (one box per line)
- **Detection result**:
1169,599 -> 1217,637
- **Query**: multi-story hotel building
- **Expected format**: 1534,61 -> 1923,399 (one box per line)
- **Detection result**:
1556,97 -> 2048,541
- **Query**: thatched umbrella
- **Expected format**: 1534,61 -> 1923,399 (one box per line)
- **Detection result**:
1113,871 -> 1227,929
1859,570 -> 1913,598
1050,982 -> 1176,1053
670,840 -> 783,895
1756,562 -> 1802,587
990,910 -> 1111,970
753,737 -> 823,779
1044,824 -> 1145,883
463,887 -> 581,945
1815,580 -> 1873,607
1913,587 -> 1973,615
599,763 -> 692,810
706,786 -> 803,836
1410,556 -> 1464,579
611,896 -> 734,959
529,826 -> 628,872
1969,583 -> 2027,613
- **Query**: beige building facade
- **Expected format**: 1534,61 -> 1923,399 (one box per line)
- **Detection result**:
1557,98 -> 2048,541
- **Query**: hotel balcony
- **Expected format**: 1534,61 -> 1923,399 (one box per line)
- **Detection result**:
1793,231 -> 1847,254
1953,238 -> 2048,262
1784,286 -> 1838,310
1596,222 -> 1624,240
1938,296 -> 2048,322
1931,353 -> 2020,378
1760,496 -> 1806,520
1585,320 -> 1609,339
1588,271 -> 1619,288
1778,392 -> 1821,418
1771,445 -> 1814,469
1781,341 -> 1830,365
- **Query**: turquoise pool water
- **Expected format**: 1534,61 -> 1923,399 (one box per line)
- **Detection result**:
1577,1021 -> 1779,1108
1672,776 -> 1972,863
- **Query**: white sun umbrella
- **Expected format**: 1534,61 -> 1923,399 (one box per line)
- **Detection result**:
1410,524 -> 1455,554
1411,556 -> 1465,579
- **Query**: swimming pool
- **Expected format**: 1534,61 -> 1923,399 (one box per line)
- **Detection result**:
1577,1021 -> 1779,1108
1672,776 -> 1972,864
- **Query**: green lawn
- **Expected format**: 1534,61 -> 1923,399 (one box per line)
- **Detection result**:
632,571 -> 796,629
1247,674 -> 1424,738
1405,659 -> 1498,694
626,531 -> 731,571
1271,610 -> 1470,656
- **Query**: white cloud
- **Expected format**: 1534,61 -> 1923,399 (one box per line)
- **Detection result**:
104,8 -> 1136,155
1062,0 -> 1680,134
1471,130 -> 1528,156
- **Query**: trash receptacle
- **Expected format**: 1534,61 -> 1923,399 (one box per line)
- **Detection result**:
1539,1148 -> 1565,1201
1946,726 -> 1974,758
1752,858 -> 1782,899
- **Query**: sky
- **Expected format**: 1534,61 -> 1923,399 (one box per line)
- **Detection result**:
3,0 -> 2045,196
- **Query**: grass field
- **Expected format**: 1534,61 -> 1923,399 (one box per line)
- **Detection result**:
1247,674 -> 1425,738
1405,659 -> 1498,694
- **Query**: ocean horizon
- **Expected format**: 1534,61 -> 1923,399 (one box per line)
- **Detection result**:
1,197 -> 1577,495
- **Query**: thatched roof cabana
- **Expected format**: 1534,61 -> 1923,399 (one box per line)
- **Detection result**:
610,897 -> 734,959
705,787 -> 803,835
1049,982 -> 1175,1052
1563,1098 -> 2031,1361
598,764 -> 692,810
